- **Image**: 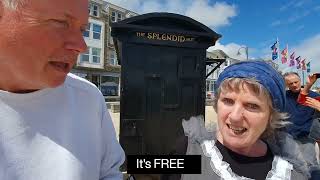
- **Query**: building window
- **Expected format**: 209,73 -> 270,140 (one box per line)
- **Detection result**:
109,51 -> 117,65
206,81 -> 210,92
111,11 -> 123,22
117,13 -> 122,21
83,23 -> 102,40
111,11 -> 116,22
80,48 -> 90,62
82,23 -> 91,37
100,76 -> 119,96
80,47 -> 101,64
92,48 -> 101,63
224,60 -> 228,66
92,24 -> 101,40
89,3 -> 99,17
206,80 -> 215,98
215,69 -> 220,79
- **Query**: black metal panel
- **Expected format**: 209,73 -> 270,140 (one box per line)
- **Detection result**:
112,14 -> 220,178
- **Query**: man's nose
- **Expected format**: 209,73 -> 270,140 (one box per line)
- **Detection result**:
64,29 -> 88,53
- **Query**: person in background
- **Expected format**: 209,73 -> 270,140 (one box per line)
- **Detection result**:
284,72 -> 320,179
305,96 -> 320,110
296,73 -> 320,105
298,74 -> 320,166
181,61 -> 309,180
0,0 -> 124,179
306,96 -> 320,165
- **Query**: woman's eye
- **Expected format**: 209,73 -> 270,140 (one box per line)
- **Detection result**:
221,98 -> 234,105
246,103 -> 260,110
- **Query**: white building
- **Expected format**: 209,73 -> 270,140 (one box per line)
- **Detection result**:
72,0 -> 138,97
206,50 -> 241,96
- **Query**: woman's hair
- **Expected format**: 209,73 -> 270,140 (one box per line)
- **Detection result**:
213,77 -> 289,138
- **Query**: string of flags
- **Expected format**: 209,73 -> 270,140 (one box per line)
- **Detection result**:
270,39 -> 311,73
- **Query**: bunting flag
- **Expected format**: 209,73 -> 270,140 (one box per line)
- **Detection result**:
281,46 -> 288,64
271,40 -> 278,60
301,59 -> 306,70
289,52 -> 295,67
295,56 -> 301,69
307,62 -> 311,73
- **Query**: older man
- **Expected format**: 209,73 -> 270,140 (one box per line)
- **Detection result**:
284,72 -> 319,138
0,0 -> 124,179
284,72 -> 320,179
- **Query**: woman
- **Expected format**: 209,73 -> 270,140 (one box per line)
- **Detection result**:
181,61 -> 309,180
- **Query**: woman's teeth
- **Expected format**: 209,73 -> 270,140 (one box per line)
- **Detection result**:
227,124 -> 247,135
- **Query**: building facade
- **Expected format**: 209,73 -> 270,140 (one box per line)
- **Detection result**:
72,0 -> 138,96
206,50 -> 240,97
72,1 -> 244,98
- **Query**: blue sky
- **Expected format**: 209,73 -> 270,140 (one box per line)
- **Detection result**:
107,0 -> 320,75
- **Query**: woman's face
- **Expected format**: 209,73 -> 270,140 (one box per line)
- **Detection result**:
216,83 -> 271,153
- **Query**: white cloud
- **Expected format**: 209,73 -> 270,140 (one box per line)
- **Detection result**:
271,20 -> 281,27
291,34 -> 320,73
254,35 -> 320,75
105,0 -> 237,29
288,11 -> 310,23
140,1 -> 165,13
106,0 -> 142,12
295,25 -> 305,32
185,1 -> 237,29
279,0 -> 297,12
207,41 -> 248,60
294,0 -> 310,8
279,0 -> 310,11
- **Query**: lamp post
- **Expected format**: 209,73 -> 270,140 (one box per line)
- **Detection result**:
237,46 -> 249,60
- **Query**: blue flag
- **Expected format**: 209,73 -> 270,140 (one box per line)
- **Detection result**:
271,41 -> 278,60
307,62 -> 311,73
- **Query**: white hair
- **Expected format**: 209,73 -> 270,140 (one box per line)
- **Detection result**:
2,0 -> 27,10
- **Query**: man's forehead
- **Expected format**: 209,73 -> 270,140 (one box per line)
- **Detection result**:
285,74 -> 300,82
30,0 -> 88,21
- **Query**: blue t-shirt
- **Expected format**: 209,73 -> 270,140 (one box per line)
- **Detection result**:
285,90 -> 319,138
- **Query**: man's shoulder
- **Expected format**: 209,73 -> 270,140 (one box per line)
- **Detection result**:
64,73 -> 101,96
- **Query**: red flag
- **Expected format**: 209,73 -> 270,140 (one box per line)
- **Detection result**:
301,59 -> 306,70
281,46 -> 288,64
289,52 -> 295,67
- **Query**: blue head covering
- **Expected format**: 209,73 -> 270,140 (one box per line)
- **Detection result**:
215,61 -> 286,112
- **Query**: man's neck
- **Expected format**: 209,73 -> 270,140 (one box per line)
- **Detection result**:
288,89 -> 300,94
0,79 -> 40,94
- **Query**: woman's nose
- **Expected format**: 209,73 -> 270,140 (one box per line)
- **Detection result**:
228,104 -> 244,122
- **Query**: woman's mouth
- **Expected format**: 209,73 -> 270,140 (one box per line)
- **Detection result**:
227,124 -> 247,135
